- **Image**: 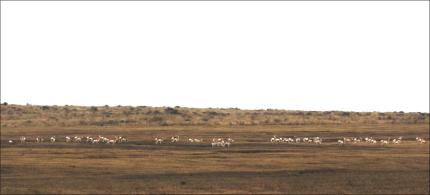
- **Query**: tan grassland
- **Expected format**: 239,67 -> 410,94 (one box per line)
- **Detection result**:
1,104 -> 429,194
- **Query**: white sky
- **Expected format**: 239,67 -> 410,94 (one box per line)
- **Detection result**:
1,1 -> 429,112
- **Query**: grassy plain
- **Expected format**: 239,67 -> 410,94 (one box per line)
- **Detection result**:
1,105 -> 429,194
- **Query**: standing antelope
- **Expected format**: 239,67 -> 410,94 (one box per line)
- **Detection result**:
171,136 -> 179,143
20,136 -> 26,144
416,137 -> 426,144
155,138 -> 163,144
36,137 -> 44,143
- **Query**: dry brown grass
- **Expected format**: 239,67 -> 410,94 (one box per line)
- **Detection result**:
1,105 -> 429,194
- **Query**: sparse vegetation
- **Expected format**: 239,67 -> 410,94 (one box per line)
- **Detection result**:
0,104 -> 429,194
0,104 -> 428,128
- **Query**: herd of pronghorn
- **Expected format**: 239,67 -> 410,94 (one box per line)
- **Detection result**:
7,135 -> 235,148
269,135 -> 427,145
9,135 -> 128,145
6,135 -> 427,148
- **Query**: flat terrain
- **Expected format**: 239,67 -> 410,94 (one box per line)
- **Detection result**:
1,124 -> 429,194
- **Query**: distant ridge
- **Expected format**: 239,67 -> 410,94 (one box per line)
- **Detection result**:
1,104 -> 428,128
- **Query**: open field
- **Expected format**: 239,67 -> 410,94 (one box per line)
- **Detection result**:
1,105 -> 429,194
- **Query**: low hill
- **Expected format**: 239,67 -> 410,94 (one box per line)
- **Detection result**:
1,104 -> 428,128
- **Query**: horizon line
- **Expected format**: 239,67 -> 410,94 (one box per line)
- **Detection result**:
2,102 -> 428,114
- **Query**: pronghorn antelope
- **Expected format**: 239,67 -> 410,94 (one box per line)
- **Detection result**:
211,138 -> 232,148
116,136 -> 127,143
285,138 -> 294,143
8,140 -> 14,144
171,136 -> 179,143
352,137 -> 362,143
416,137 -> 426,144
270,136 -> 281,143
36,137 -> 44,143
392,137 -> 402,144
187,138 -> 198,143
74,136 -> 82,143
365,137 -> 377,144
313,137 -> 322,144
86,136 -> 93,143
270,136 -> 276,142
338,140 -> 344,145
50,136 -> 56,143
65,136 -> 71,143
155,138 -> 163,144
20,136 -> 26,143
343,137 -> 352,143
98,136 -> 109,144
380,137 -> 390,145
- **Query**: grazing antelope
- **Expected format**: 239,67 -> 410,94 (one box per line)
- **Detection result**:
65,136 -> 71,143
338,140 -> 344,145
